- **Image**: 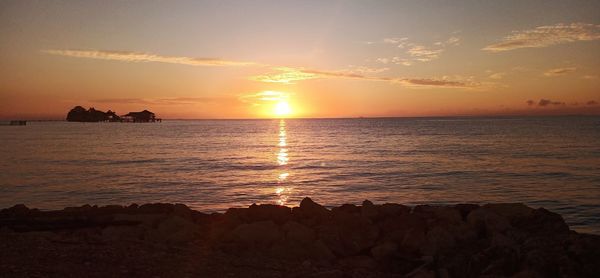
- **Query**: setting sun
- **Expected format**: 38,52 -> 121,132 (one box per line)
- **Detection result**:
274,101 -> 292,117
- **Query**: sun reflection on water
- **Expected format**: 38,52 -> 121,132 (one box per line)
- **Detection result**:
275,119 -> 291,206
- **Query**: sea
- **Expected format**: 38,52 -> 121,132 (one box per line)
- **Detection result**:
1,116 -> 599,234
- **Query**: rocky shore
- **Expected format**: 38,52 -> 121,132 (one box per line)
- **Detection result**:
1,198 -> 599,277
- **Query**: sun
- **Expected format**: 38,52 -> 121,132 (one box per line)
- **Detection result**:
274,101 -> 292,117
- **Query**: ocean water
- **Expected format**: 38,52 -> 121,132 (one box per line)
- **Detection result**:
1,117 -> 599,234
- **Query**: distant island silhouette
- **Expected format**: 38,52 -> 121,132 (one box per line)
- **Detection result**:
66,106 -> 161,122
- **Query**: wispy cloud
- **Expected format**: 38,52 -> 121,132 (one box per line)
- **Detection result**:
527,99 -> 565,107
250,67 -> 477,88
44,48 -> 479,89
239,91 -> 291,106
407,45 -> 444,62
93,97 -> 220,105
375,36 -> 460,65
43,49 -> 256,67
483,23 -> 600,52
249,67 -> 319,84
488,72 -> 506,80
376,57 -> 413,66
383,37 -> 409,45
399,78 -> 470,87
527,99 -> 600,108
543,67 -> 576,77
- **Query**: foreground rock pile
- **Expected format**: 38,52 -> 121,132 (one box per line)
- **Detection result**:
1,198 -> 599,277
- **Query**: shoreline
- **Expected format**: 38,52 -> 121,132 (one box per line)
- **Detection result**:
2,198 -> 599,277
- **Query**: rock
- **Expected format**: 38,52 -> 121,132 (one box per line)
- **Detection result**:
361,200 -> 379,220
138,203 -> 175,214
454,204 -> 480,220
420,226 -> 456,255
379,213 -> 427,244
1,199 -> 598,277
310,240 -> 336,262
283,221 -> 315,243
371,241 -> 398,259
112,213 -> 164,226
401,227 -> 427,254
379,203 -> 410,217
1,204 -> 32,216
491,232 -> 516,248
292,198 -> 331,226
414,205 -> 462,226
228,220 -> 282,247
152,215 -> 199,244
172,203 -> 194,220
339,255 -> 378,269
319,212 -> 379,257
270,238 -> 336,262
467,208 -> 511,236
296,198 -> 330,217
406,268 -> 435,278
246,204 -> 292,224
101,225 -> 144,241
308,269 -> 344,278
331,204 -> 360,214
522,208 -> 569,235
333,214 -> 379,255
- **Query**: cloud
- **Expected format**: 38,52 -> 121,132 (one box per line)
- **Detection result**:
407,45 -> 444,62
249,67 -> 319,84
375,36 -> 460,65
582,75 -> 598,80
250,67 -> 476,88
483,23 -> 600,52
538,99 -> 565,107
376,57 -> 412,66
93,97 -> 219,105
239,91 -> 291,105
527,99 -> 599,107
488,72 -> 506,80
383,37 -> 409,44
43,49 -> 256,67
543,67 -> 576,77
398,78 -> 472,87
346,66 -> 389,74
44,48 -> 478,89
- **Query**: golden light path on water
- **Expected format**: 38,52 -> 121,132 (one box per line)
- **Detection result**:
275,119 -> 291,205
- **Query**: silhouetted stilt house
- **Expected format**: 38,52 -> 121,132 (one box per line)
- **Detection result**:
122,110 -> 161,122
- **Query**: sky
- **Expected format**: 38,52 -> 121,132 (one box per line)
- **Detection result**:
1,0 -> 599,119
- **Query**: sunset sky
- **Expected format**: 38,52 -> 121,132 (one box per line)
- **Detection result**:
1,0 -> 599,119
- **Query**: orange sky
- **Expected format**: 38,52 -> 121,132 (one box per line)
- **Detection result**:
0,1 -> 599,119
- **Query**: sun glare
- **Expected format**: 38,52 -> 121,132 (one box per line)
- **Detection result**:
274,101 -> 292,117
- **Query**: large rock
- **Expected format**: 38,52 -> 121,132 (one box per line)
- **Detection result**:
283,221 -> 315,243
467,207 -> 511,236
317,211 -> 379,257
370,241 -> 398,259
379,213 -> 427,244
246,204 -> 292,224
228,220 -> 283,247
292,197 -> 331,226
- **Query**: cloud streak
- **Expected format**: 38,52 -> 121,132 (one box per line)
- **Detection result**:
543,67 -> 576,77
483,23 -> 600,52
44,48 -> 480,88
93,97 -> 221,105
43,49 -> 256,67
250,67 -> 478,88
376,36 -> 460,65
